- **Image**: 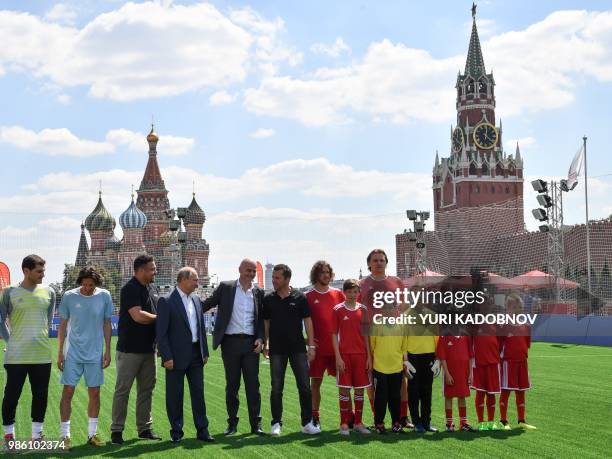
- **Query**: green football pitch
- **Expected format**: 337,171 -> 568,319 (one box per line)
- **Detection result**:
1,340 -> 610,458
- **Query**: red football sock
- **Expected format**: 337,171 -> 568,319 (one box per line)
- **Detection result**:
312,409 -> 320,419
339,392 -> 350,425
516,391 -> 526,422
475,391 -> 485,423
458,404 -> 468,426
347,392 -> 355,423
445,406 -> 453,426
499,390 -> 510,422
401,400 -> 408,419
354,392 -> 364,425
486,394 -> 496,422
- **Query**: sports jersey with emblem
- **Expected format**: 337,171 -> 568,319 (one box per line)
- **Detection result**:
436,335 -> 472,362
59,287 -> 114,363
306,288 -> 345,356
358,275 -> 405,326
332,302 -> 367,355
0,284 -> 55,364
472,335 -> 501,366
501,326 -> 531,361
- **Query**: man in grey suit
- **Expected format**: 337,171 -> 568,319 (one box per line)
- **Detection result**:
202,259 -> 265,436
156,267 -> 214,443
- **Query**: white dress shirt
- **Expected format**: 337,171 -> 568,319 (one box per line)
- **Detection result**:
225,280 -> 255,336
177,287 -> 199,343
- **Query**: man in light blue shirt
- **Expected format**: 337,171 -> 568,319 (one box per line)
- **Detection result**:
57,267 -> 113,449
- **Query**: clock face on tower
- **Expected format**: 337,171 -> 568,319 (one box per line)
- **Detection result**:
473,122 -> 498,150
452,127 -> 464,153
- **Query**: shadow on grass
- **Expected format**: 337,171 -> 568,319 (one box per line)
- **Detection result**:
550,344 -> 580,349
30,428 -> 526,457
216,427 -> 526,450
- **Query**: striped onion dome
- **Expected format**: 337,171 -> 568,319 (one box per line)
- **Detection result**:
184,194 -> 206,225
85,192 -> 116,232
119,195 -> 148,229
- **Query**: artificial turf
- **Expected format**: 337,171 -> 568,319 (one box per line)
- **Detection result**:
1,340 -> 609,458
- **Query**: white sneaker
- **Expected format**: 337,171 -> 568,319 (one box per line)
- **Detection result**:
301,421 -> 321,435
353,424 -> 371,434
270,423 -> 282,436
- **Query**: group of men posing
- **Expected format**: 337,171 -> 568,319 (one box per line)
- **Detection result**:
0,249 -> 535,450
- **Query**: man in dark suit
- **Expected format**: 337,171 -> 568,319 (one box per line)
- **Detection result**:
156,267 -> 214,443
202,259 -> 265,436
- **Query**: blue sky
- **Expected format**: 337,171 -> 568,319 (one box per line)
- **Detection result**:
0,0 -> 611,285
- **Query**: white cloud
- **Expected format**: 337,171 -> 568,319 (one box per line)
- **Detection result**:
0,125 -> 114,157
250,128 -> 275,138
505,136 -> 536,152
245,11 -> 612,126
44,4 -> 77,26
0,125 -> 194,157
12,158 -> 430,214
2,159 -> 610,285
230,6 -> 303,74
0,3 -> 299,101
56,93 -> 71,105
208,90 -> 237,106
310,37 -> 351,57
245,39 -> 461,126
106,128 -> 194,156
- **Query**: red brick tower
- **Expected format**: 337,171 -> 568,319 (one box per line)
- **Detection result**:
136,125 -> 171,277
397,6 -> 526,277
433,6 -> 524,236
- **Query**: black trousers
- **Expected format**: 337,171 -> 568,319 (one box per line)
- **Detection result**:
165,343 -> 209,437
2,363 -> 52,425
220,335 -> 261,428
270,353 -> 311,426
407,352 -> 435,427
373,370 -> 402,426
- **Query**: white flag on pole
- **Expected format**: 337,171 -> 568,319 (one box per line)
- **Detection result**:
566,144 -> 585,190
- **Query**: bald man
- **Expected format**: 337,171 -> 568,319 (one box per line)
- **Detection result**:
202,259 -> 265,436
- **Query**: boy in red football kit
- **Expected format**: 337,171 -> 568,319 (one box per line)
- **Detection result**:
436,333 -> 475,432
332,279 -> 372,436
499,293 -> 536,430
306,261 -> 345,428
471,325 -> 502,431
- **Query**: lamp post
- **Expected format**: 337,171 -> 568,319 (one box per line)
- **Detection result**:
165,207 -> 188,285
531,180 -> 566,301
404,210 -> 430,276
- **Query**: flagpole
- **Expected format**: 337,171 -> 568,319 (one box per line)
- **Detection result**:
583,135 -> 592,295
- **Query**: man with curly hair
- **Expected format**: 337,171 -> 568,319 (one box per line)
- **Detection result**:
57,266 -> 113,449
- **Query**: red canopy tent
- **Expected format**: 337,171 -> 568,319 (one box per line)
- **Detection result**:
404,270 -> 445,288
0,262 -> 10,291
512,270 -> 580,289
485,272 -> 522,289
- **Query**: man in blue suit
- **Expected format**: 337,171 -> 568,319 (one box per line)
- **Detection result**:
156,267 -> 214,443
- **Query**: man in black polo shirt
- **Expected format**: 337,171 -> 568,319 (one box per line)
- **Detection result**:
263,264 -> 320,436
110,254 -> 161,444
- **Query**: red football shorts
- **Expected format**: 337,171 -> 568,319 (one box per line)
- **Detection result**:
309,353 -> 336,378
501,359 -> 531,391
336,353 -> 370,389
442,360 -> 471,398
471,363 -> 501,394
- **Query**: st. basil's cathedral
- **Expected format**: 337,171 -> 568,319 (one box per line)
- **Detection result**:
74,126 -> 210,287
